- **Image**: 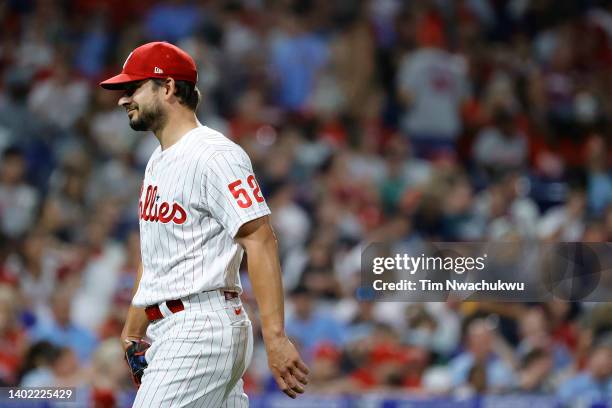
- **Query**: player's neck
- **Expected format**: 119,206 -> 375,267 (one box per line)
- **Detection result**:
155,111 -> 199,151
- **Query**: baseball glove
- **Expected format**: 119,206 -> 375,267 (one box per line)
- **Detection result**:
124,339 -> 150,387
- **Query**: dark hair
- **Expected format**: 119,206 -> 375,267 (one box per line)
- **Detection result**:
152,78 -> 201,112
2,145 -> 24,160
521,348 -> 550,368
18,341 -> 62,382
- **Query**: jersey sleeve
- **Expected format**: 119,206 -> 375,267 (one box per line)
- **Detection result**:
204,149 -> 271,238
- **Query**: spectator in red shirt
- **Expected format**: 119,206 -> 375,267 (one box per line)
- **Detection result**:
0,284 -> 29,385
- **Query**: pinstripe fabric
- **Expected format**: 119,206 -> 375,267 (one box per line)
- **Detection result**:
133,290 -> 253,407
131,125 -> 262,406
133,126 -> 270,308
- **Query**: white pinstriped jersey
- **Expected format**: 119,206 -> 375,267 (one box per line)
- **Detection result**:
133,125 -> 270,307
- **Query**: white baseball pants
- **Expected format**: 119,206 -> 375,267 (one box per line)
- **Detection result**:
132,290 -> 253,407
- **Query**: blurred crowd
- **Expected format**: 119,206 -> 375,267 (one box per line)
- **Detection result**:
0,0 -> 611,406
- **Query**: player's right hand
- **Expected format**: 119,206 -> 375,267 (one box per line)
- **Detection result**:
124,339 -> 150,387
264,335 -> 309,398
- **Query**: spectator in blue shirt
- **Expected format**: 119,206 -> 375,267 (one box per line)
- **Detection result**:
558,335 -> 612,406
585,136 -> 612,216
270,10 -> 329,111
285,285 -> 345,358
449,318 -> 517,392
29,286 -> 97,363
144,0 -> 202,42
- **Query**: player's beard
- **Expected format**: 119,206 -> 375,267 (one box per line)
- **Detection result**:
129,100 -> 167,133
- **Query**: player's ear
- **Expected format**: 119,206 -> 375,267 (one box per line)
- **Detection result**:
162,77 -> 176,100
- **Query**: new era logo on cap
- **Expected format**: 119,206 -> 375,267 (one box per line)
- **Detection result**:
100,42 -> 197,90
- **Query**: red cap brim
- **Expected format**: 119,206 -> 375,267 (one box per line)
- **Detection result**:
99,73 -> 151,90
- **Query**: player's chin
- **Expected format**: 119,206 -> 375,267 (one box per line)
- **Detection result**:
129,118 -> 149,131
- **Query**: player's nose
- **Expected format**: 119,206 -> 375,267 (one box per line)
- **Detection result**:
118,95 -> 131,107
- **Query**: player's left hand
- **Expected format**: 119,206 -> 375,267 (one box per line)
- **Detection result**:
264,335 -> 309,398
124,339 -> 150,387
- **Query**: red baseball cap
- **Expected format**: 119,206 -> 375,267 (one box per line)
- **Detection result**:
100,41 -> 197,90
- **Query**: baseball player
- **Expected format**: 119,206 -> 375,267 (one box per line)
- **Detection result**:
99,42 -> 309,407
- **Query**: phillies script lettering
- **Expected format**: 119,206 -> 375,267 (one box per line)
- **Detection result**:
139,185 -> 187,224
